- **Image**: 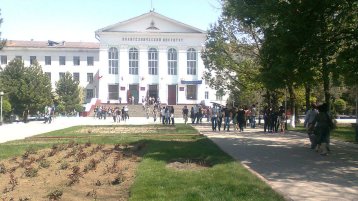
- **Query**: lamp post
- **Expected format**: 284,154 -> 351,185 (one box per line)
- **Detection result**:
0,91 -> 4,126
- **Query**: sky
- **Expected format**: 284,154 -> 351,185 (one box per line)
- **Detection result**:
0,0 -> 222,42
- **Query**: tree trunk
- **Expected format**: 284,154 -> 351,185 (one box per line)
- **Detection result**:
305,83 -> 311,112
322,57 -> 331,110
288,84 -> 296,128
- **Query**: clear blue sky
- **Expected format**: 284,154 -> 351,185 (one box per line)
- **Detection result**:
0,0 -> 222,42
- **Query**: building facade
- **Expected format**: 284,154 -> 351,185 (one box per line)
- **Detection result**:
0,11 -> 225,105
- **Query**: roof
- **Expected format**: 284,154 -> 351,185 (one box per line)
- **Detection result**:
5,40 -> 100,49
96,11 -> 206,34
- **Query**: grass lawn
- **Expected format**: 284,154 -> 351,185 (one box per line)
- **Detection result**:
0,124 -> 284,201
290,123 -> 357,143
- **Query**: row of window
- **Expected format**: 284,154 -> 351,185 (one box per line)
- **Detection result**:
108,47 -> 198,76
0,55 -> 94,66
45,72 -> 94,83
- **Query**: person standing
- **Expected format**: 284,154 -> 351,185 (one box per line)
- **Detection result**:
223,106 -> 231,132
211,105 -> 218,131
238,106 -> 246,132
182,105 -> 189,124
250,104 -> 257,128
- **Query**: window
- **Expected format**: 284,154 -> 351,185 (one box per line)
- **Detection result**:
87,73 -> 93,83
129,48 -> 139,75
86,89 -> 94,99
15,56 -> 22,60
73,72 -> 80,82
186,85 -> 197,100
30,56 -> 37,65
108,47 -> 119,74
216,92 -> 223,101
205,91 -> 209,99
45,56 -> 51,65
59,72 -> 65,79
187,48 -> 197,75
45,72 -> 51,82
59,56 -> 66,65
87,56 -> 94,66
0,55 -> 7,65
148,48 -> 158,75
73,56 -> 80,66
108,84 -> 119,100
168,48 -> 177,75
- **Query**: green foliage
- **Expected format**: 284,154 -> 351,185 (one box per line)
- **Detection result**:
334,99 -> 347,114
0,59 -> 53,116
55,72 -> 81,113
0,9 -> 6,50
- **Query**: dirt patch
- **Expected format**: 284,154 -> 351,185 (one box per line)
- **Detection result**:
76,126 -> 176,135
166,159 -> 210,171
0,142 -> 144,201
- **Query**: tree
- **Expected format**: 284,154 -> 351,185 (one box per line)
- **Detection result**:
55,72 -> 81,114
0,9 -> 6,50
0,59 -> 53,121
202,14 -> 263,106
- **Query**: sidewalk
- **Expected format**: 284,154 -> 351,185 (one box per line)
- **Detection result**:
194,124 -> 358,201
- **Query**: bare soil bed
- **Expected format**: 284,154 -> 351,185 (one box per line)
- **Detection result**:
0,142 -> 143,201
76,126 -> 176,135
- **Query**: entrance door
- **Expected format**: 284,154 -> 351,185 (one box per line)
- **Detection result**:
148,85 -> 158,99
168,85 -> 177,105
129,84 -> 139,104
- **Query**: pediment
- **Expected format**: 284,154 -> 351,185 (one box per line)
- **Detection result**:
96,11 -> 205,34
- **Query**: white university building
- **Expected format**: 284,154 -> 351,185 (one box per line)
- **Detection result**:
0,11 -> 226,107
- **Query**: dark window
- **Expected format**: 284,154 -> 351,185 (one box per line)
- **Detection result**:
59,56 -> 66,65
108,84 -> 119,100
86,89 -> 94,99
15,56 -> 22,60
1,55 -> 7,65
205,91 -> 209,99
73,72 -> 80,81
30,56 -> 37,65
87,73 -> 93,83
59,72 -> 65,79
87,56 -> 94,66
45,72 -> 51,82
73,56 -> 80,66
45,56 -> 51,65
186,85 -> 197,100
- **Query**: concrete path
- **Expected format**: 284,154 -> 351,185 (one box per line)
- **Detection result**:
0,118 -> 357,201
194,125 -> 358,201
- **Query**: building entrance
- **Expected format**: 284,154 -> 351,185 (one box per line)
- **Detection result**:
128,84 -> 139,104
148,85 -> 158,100
168,85 -> 177,105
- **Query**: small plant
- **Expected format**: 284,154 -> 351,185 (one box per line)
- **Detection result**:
85,141 -> 91,147
95,180 -> 101,186
105,161 -> 118,174
22,147 -> 37,159
75,151 -> 87,162
24,166 -> 38,177
36,154 -> 46,162
48,149 -> 58,157
111,173 -> 124,185
86,188 -> 97,200
84,159 -> 98,173
18,197 -> 31,201
9,173 -> 18,191
39,159 -> 50,168
0,163 -> 6,174
67,166 -> 82,186
47,189 -> 63,200
59,162 -> 69,170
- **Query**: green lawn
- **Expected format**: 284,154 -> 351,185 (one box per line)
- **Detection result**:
0,124 -> 284,201
290,123 -> 357,143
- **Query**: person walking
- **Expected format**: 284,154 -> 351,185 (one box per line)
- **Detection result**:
311,103 -> 334,156
304,103 -> 319,149
182,105 -> 189,124
238,106 -> 246,132
223,106 -> 231,132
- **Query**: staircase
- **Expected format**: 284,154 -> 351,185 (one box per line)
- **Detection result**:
87,103 -> 198,118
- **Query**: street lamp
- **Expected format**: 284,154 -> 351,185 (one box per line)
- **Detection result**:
0,91 -> 4,126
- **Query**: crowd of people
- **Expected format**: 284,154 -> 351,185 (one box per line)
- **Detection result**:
94,105 -> 129,123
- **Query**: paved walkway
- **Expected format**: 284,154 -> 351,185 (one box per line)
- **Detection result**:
0,118 -> 357,201
194,124 -> 358,201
